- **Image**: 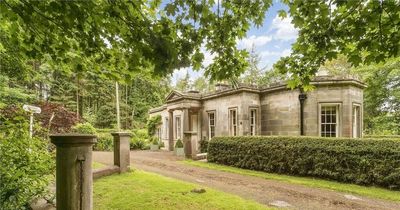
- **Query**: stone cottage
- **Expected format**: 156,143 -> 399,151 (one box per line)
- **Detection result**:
149,76 -> 366,157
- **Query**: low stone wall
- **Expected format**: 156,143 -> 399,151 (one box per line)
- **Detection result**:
93,165 -> 120,179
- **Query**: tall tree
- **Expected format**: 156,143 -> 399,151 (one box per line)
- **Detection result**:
275,0 -> 400,90
1,0 -> 273,82
175,72 -> 191,92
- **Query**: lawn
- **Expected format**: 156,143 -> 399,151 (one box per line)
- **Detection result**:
93,170 -> 273,210
93,161 -> 107,170
183,160 -> 400,202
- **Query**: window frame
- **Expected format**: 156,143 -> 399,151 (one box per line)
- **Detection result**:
352,103 -> 362,138
175,115 -> 181,140
228,107 -> 238,136
318,103 -> 342,137
207,110 -> 216,139
249,108 -> 258,136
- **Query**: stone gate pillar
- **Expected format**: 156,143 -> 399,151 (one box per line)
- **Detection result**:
111,132 -> 131,173
50,134 -> 97,210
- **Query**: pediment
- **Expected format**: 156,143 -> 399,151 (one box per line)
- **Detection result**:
165,90 -> 184,101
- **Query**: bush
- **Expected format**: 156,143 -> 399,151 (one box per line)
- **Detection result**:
364,135 -> 400,139
93,132 -> 113,151
199,138 -> 209,153
0,112 -> 54,209
130,129 -> 149,150
147,115 -> 162,136
72,122 -> 97,134
35,102 -> 79,133
175,139 -> 184,148
208,136 -> 400,189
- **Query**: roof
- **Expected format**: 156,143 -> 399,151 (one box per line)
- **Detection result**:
148,76 -> 366,114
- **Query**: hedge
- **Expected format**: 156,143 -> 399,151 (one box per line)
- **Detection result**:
208,136 -> 400,190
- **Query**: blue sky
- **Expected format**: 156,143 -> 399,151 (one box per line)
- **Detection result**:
170,1 -> 298,85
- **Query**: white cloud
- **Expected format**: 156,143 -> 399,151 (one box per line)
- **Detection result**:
270,15 -> 298,41
238,35 -> 273,49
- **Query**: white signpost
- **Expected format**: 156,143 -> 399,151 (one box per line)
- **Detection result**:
23,105 -> 41,138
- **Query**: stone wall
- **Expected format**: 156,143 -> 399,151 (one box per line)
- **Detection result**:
201,91 -> 260,139
260,89 -> 300,136
260,84 -> 363,137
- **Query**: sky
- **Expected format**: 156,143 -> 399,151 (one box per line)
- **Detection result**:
170,1 -> 298,85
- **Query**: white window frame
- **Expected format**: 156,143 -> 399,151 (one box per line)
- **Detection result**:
175,116 -> 181,140
208,111 -> 216,139
352,103 -> 361,138
229,108 -> 238,136
250,108 -> 257,136
319,103 -> 341,137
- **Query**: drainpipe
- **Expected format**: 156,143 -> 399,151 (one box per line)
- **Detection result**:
298,89 -> 307,136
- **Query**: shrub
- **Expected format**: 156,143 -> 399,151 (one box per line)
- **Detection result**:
130,129 -> 149,150
150,136 -> 159,145
147,115 -> 162,136
35,102 -> 79,133
199,137 -> 209,153
364,135 -> 400,139
0,112 -> 54,209
93,132 -> 113,151
159,141 -> 165,148
175,139 -> 184,148
208,136 -> 400,189
72,122 -> 97,134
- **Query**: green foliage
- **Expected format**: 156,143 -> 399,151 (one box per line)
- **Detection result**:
175,139 -> 184,148
150,136 -> 159,145
93,132 -> 113,151
0,112 -> 54,209
275,0 -> 400,88
72,122 -> 97,134
147,115 -> 162,136
0,75 -> 35,108
208,136 -> 400,189
364,135 -> 400,140
175,72 -> 191,92
1,1 -> 272,83
199,138 -> 209,153
95,103 -> 117,129
130,129 -> 150,150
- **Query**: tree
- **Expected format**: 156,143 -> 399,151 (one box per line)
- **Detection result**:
275,0 -> 400,89
175,72 -> 191,92
1,0 -> 273,82
192,77 -> 209,92
241,46 -> 263,85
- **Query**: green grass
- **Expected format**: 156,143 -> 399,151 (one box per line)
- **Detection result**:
94,170 -> 272,210
183,160 -> 400,202
93,161 -> 107,170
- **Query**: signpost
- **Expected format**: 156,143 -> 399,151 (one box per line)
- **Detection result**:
23,105 -> 41,138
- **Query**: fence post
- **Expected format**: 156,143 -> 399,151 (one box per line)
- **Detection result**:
111,132 -> 131,173
50,134 -> 97,210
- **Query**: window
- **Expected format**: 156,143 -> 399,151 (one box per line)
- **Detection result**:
229,108 -> 238,136
175,116 -> 181,139
320,104 -> 340,137
352,105 -> 361,138
208,112 -> 216,138
250,109 -> 257,136
157,127 -> 162,140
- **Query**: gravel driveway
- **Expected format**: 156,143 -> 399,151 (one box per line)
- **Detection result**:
93,150 -> 400,210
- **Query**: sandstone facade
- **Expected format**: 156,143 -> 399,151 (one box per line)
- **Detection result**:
149,77 -> 365,155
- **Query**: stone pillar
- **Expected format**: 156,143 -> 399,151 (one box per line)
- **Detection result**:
168,110 -> 174,151
50,134 -> 97,210
111,132 -> 131,173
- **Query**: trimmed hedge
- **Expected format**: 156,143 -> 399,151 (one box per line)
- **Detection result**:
208,136 -> 400,189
